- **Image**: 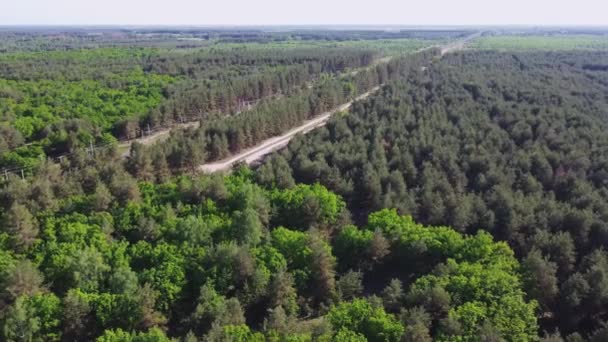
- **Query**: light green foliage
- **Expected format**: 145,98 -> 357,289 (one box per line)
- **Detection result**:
334,225 -> 373,258
328,298 -> 404,342
36,213 -> 111,292
367,209 -> 517,268
0,246 -> 16,284
271,183 -> 346,231
0,62 -> 173,169
271,227 -> 313,289
253,245 -> 288,275
409,260 -> 537,341
0,167 -> 541,340
70,290 -> 140,331
367,209 -> 464,257
211,324 -> 265,342
96,328 -> 172,342
2,294 -> 62,342
1,71 -> 172,135
333,329 -> 367,342
129,241 -> 186,311
346,209 -> 538,341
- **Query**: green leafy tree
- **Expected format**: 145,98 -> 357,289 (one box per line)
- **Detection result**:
3,294 -> 62,342
271,183 -> 345,231
230,208 -> 263,246
328,299 -> 404,342
96,328 -> 172,342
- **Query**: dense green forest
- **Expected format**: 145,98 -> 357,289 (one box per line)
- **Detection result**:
259,49 -> 608,339
0,152 -> 539,341
3,28 -> 608,341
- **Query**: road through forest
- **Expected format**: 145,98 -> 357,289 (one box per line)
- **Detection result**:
198,32 -> 480,172
118,57 -> 392,156
199,87 -> 379,172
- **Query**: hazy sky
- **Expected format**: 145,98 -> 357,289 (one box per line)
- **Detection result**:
2,0 -> 607,26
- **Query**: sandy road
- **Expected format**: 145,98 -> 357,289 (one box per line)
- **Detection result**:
440,31 -> 482,55
199,87 -> 380,173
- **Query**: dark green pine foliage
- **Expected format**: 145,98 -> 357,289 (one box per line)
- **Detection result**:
263,50 -> 608,337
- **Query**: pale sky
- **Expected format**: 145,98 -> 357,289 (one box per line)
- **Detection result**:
2,0 -> 607,26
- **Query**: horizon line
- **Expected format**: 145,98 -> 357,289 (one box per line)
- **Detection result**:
1,24 -> 608,28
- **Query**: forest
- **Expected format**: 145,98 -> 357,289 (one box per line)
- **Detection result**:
0,30 -> 438,172
0,152 -> 539,341
258,48 -> 608,339
472,34 -> 608,51
0,44 -> 374,170
2,28 -> 608,341
0,28 -> 464,52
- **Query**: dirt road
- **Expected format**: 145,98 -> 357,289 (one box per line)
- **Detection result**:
440,31 -> 482,55
199,87 -> 380,173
